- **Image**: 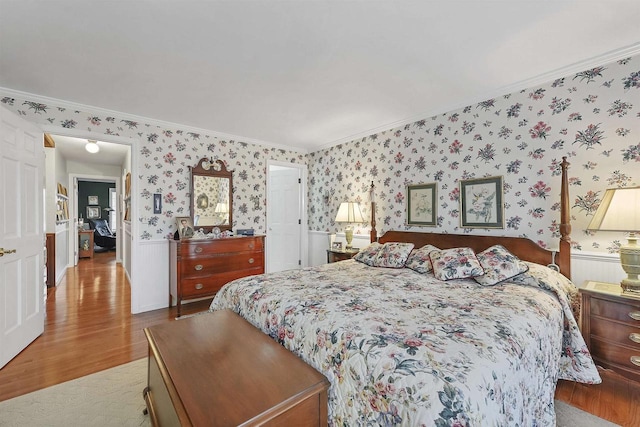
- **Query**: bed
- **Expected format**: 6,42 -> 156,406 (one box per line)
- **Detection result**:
209,158 -> 601,426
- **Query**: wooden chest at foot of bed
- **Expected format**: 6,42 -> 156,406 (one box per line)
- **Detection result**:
143,309 -> 329,427
169,236 -> 265,317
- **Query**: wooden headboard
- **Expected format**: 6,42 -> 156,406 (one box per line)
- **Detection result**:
371,158 -> 572,279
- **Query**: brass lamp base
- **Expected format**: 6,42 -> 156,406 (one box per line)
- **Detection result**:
344,226 -> 354,250
620,233 -> 640,295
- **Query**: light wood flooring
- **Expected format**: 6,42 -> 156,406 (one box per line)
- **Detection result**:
1,251 -> 639,426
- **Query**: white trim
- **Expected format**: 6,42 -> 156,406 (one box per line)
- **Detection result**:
0,87 -> 307,154
571,250 -> 620,263
317,42 -> 640,151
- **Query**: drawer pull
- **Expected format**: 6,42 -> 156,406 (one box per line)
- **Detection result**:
194,283 -> 203,290
195,247 -> 203,253
194,264 -> 203,271
630,311 -> 640,321
630,333 -> 640,344
248,244 -> 254,250
631,356 -> 640,367
248,258 -> 254,264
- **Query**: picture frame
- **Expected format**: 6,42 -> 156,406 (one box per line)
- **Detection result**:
86,206 -> 101,219
88,195 -> 99,205
176,216 -> 194,239
407,183 -> 437,227
153,193 -> 162,214
332,241 -> 343,251
460,175 -> 504,229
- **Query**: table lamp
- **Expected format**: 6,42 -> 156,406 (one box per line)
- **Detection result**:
335,202 -> 364,250
587,186 -> 640,294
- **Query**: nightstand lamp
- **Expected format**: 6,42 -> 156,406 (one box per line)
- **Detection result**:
587,186 -> 640,295
335,202 -> 364,250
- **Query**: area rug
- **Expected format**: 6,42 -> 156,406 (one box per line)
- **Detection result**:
0,359 -> 619,426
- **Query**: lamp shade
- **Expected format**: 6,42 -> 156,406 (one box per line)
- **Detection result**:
335,202 -> 364,223
214,202 -> 229,213
587,187 -> 640,232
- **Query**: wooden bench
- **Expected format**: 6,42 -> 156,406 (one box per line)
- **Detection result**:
143,309 -> 329,426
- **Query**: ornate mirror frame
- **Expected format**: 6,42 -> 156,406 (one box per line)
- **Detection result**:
190,158 -> 233,233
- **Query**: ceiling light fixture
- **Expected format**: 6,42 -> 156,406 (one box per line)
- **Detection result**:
85,139 -> 100,153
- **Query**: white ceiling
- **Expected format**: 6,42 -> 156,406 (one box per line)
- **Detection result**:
1,1 -> 640,153
50,135 -> 130,167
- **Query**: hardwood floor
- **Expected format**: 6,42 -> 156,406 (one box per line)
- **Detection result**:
1,251 -> 639,426
0,251 -> 211,402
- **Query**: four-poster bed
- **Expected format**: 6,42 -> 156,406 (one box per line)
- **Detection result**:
144,157 -> 600,426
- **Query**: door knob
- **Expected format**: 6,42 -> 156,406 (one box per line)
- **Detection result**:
0,248 -> 17,257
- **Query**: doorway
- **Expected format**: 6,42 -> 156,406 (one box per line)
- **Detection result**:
266,160 -> 308,273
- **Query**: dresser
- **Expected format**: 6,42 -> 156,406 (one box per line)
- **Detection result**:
169,236 -> 265,317
580,281 -> 640,383
143,309 -> 329,426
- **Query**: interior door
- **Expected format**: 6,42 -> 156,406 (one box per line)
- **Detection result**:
0,106 -> 45,369
267,165 -> 302,273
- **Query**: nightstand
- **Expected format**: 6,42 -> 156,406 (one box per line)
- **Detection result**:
326,248 -> 360,263
78,230 -> 94,259
580,281 -> 640,383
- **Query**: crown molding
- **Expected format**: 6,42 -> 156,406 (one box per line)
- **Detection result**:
0,87 -> 308,154
315,42 -> 640,152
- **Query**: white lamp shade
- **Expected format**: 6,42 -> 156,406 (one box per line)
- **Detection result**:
214,202 -> 229,213
335,202 -> 364,223
587,187 -> 640,232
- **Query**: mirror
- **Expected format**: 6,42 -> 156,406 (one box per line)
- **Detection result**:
190,158 -> 233,232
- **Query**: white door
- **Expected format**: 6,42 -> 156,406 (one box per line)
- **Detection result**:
267,165 -> 303,273
0,106 -> 45,369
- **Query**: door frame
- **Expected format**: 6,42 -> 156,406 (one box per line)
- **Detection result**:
72,175 -> 121,265
266,160 -> 308,272
40,126 -> 140,310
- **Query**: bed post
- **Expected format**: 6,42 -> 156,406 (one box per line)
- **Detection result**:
559,157 -> 571,278
370,181 -> 377,243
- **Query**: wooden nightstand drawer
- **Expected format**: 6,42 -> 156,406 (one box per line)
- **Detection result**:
326,249 -> 359,263
590,317 -> 640,346
591,338 -> 640,381
591,298 -> 640,325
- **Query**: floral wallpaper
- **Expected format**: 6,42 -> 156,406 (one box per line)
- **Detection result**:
0,94 -> 305,239
308,55 -> 639,254
1,53 -> 638,255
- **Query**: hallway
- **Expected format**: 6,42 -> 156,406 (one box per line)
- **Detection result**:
0,252 -> 210,402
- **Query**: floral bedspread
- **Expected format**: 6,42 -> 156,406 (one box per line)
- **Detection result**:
209,260 -> 600,426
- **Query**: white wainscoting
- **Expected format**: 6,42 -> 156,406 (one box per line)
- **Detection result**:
132,238 -> 170,314
570,251 -> 625,287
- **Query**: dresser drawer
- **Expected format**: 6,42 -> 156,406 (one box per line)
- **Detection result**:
591,337 -> 640,375
590,297 -> 640,325
180,267 -> 264,298
182,237 -> 263,256
590,316 -> 640,347
182,252 -> 264,276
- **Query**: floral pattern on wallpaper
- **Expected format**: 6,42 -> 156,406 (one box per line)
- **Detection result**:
308,56 -> 639,254
0,96 -> 305,240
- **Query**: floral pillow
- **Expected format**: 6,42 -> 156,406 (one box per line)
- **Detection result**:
373,242 -> 415,268
353,242 -> 382,266
474,245 -> 529,286
430,247 -> 484,280
405,244 -> 440,273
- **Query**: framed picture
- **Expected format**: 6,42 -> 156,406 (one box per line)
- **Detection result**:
153,193 -> 162,214
460,176 -> 504,229
88,195 -> 99,205
332,241 -> 343,251
86,206 -> 101,219
176,216 -> 194,239
407,183 -> 437,226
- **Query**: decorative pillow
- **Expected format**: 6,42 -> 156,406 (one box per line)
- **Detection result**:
430,247 -> 484,280
405,244 -> 440,273
353,242 -> 382,266
473,245 -> 529,286
372,242 -> 415,268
